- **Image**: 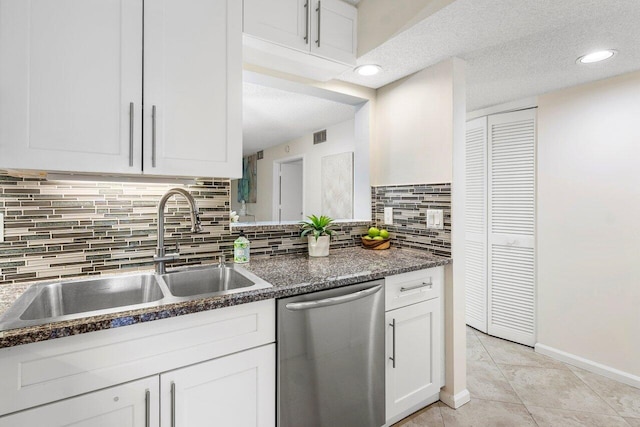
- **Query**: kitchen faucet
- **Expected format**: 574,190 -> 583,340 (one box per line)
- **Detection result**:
154,188 -> 203,274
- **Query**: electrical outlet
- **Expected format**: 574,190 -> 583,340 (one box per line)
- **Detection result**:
0,213 -> 4,243
384,207 -> 393,225
426,209 -> 444,229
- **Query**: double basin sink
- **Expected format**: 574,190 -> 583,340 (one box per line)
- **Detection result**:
0,265 -> 271,331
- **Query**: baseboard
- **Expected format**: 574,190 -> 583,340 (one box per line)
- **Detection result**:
384,393 -> 440,426
439,388 -> 470,409
535,343 -> 640,389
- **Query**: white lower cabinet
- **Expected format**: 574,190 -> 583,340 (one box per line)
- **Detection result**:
0,345 -> 275,427
385,268 -> 443,425
0,377 -> 159,427
0,300 -> 275,426
161,344 -> 275,427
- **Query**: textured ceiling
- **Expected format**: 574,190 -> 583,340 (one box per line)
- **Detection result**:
338,0 -> 640,110
243,83 -> 356,155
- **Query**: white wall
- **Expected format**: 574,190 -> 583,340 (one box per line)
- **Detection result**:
374,57 -> 469,406
356,0 -> 454,56
373,59 -> 455,186
232,118 -> 357,221
537,71 -> 640,378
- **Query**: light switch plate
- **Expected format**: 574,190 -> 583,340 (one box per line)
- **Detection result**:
383,207 -> 393,225
0,213 -> 4,243
426,209 -> 444,230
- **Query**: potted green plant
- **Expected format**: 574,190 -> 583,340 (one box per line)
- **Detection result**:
299,215 -> 336,257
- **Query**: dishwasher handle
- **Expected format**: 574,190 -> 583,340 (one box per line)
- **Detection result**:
285,284 -> 382,311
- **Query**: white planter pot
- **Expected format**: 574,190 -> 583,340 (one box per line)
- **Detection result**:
307,235 -> 330,257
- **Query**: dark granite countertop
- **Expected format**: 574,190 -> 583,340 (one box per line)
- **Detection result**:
0,247 -> 451,349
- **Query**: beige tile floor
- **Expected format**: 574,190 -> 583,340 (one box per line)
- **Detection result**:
394,326 -> 640,427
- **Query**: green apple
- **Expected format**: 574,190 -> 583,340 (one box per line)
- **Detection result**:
373,236 -> 384,241
363,235 -> 373,240
379,229 -> 389,239
368,227 -> 380,238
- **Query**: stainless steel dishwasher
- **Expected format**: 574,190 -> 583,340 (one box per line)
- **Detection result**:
277,280 -> 385,427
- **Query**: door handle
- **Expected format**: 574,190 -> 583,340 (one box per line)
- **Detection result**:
152,105 -> 157,168
171,381 -> 176,427
400,280 -> 433,292
304,0 -> 309,44
145,389 -> 150,427
315,1 -> 321,47
285,284 -> 382,311
129,102 -> 134,167
389,318 -> 396,368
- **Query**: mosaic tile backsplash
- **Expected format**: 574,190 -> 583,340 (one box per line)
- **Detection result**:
371,183 -> 451,257
0,173 -> 235,285
0,169 -> 450,286
0,171 -> 369,285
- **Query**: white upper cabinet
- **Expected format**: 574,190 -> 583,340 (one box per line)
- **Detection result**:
144,0 -> 242,178
0,0 -> 242,178
0,0 -> 143,174
310,0 -> 357,65
243,0 -> 357,81
243,0 -> 310,52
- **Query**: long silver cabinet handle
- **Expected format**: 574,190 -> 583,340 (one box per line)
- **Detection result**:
152,105 -> 157,168
285,284 -> 382,311
304,0 -> 309,44
129,102 -> 134,167
145,389 -> 150,427
389,318 -> 396,368
171,382 -> 176,427
315,1 -> 321,47
400,280 -> 433,292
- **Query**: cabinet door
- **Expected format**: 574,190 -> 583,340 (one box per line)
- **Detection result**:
309,0 -> 357,65
0,377 -> 159,427
160,344 -> 275,427
386,299 -> 441,422
0,0 -> 143,174
144,0 -> 242,178
244,0 -> 310,52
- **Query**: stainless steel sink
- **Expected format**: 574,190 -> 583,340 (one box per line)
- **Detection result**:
0,265 -> 272,331
20,274 -> 164,320
161,266 -> 265,298
0,273 -> 166,330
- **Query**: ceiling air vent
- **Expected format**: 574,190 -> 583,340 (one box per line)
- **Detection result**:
313,129 -> 327,145
256,150 -> 264,160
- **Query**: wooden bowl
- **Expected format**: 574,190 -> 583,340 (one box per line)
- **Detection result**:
361,237 -> 391,250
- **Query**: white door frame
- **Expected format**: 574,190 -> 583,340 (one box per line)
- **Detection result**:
272,154 -> 306,221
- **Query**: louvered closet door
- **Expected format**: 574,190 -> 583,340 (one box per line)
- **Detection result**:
465,117 -> 488,332
488,109 -> 536,346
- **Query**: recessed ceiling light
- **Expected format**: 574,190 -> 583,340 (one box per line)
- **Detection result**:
577,50 -> 617,64
354,64 -> 381,76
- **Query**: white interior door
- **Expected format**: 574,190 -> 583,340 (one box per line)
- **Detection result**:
488,109 -> 536,346
465,117 -> 488,333
279,160 -> 304,221
0,0 -> 143,174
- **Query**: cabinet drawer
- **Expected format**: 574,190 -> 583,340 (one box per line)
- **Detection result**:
385,267 -> 443,311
